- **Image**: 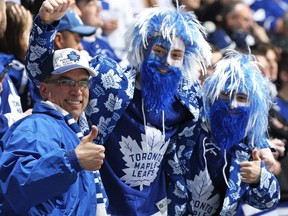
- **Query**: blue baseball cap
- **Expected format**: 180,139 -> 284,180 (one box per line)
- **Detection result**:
59,10 -> 96,36
207,29 -> 236,52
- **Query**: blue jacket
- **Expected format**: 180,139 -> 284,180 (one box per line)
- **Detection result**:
0,102 -> 97,215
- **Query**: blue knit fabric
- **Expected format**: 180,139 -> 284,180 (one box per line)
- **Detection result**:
63,112 -> 108,208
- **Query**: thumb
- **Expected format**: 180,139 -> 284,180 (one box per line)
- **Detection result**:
252,149 -> 261,161
82,125 -> 98,143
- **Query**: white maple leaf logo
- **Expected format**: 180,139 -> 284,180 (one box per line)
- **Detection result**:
36,25 -> 44,35
189,170 -> 220,215
26,62 -> 41,77
120,126 -> 169,190
220,200 -> 238,216
104,93 -> 122,111
168,155 -> 182,175
175,204 -> 186,216
126,75 -> 135,99
29,44 -> 47,61
86,98 -> 99,116
178,125 -> 196,137
101,69 -> 122,90
97,116 -> 111,138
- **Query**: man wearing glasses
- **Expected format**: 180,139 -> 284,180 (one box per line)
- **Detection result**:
0,48 -> 106,215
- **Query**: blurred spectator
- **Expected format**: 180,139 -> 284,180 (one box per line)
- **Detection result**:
195,0 -> 232,23
246,0 -> 288,53
205,23 -> 236,53
0,2 -> 35,110
98,0 -> 134,59
204,1 -> 269,52
0,62 -> 32,139
252,43 -> 280,97
76,0 -> 103,31
220,1 -> 269,49
127,0 -> 147,16
76,0 -> 121,63
55,9 -> 96,51
171,0 -> 201,12
274,52 -> 288,123
249,0 -> 288,34
155,0 -> 173,8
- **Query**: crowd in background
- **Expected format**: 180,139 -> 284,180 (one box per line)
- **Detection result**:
0,0 -> 288,215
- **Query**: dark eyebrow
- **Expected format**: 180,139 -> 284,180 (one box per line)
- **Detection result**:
172,49 -> 184,53
153,44 -> 166,49
236,93 -> 247,96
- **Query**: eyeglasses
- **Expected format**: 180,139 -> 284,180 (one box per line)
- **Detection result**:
45,79 -> 91,89
0,63 -> 13,82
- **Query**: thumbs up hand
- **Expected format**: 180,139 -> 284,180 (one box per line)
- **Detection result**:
75,125 -> 105,171
240,149 -> 261,184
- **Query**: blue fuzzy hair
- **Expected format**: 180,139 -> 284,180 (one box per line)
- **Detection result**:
202,50 -> 272,148
125,6 -> 211,82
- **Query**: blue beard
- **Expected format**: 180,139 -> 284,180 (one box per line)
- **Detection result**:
141,60 -> 182,113
209,99 -> 250,152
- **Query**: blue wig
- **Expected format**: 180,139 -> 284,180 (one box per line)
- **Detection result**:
125,6 -> 211,82
202,50 -> 272,148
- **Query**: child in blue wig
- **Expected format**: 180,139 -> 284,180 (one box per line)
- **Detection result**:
167,50 -> 280,215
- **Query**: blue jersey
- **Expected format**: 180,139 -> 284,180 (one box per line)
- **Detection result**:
0,52 -> 41,110
0,74 -> 23,138
0,102 -> 97,215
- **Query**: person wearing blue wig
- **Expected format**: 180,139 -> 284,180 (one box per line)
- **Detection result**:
24,0 -> 212,215
167,50 -> 280,215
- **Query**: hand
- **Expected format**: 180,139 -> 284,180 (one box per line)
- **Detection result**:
240,149 -> 261,184
75,125 -> 105,171
24,108 -> 33,115
259,148 -> 279,174
102,19 -> 118,35
10,4 -> 33,61
252,22 -> 270,43
271,160 -> 282,175
270,138 -> 285,159
39,0 -> 70,25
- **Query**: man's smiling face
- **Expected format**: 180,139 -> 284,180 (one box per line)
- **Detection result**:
41,68 -> 89,120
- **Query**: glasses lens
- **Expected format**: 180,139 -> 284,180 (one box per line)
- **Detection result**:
79,80 -> 90,88
59,79 -> 90,88
60,79 -> 75,87
47,79 -> 90,89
